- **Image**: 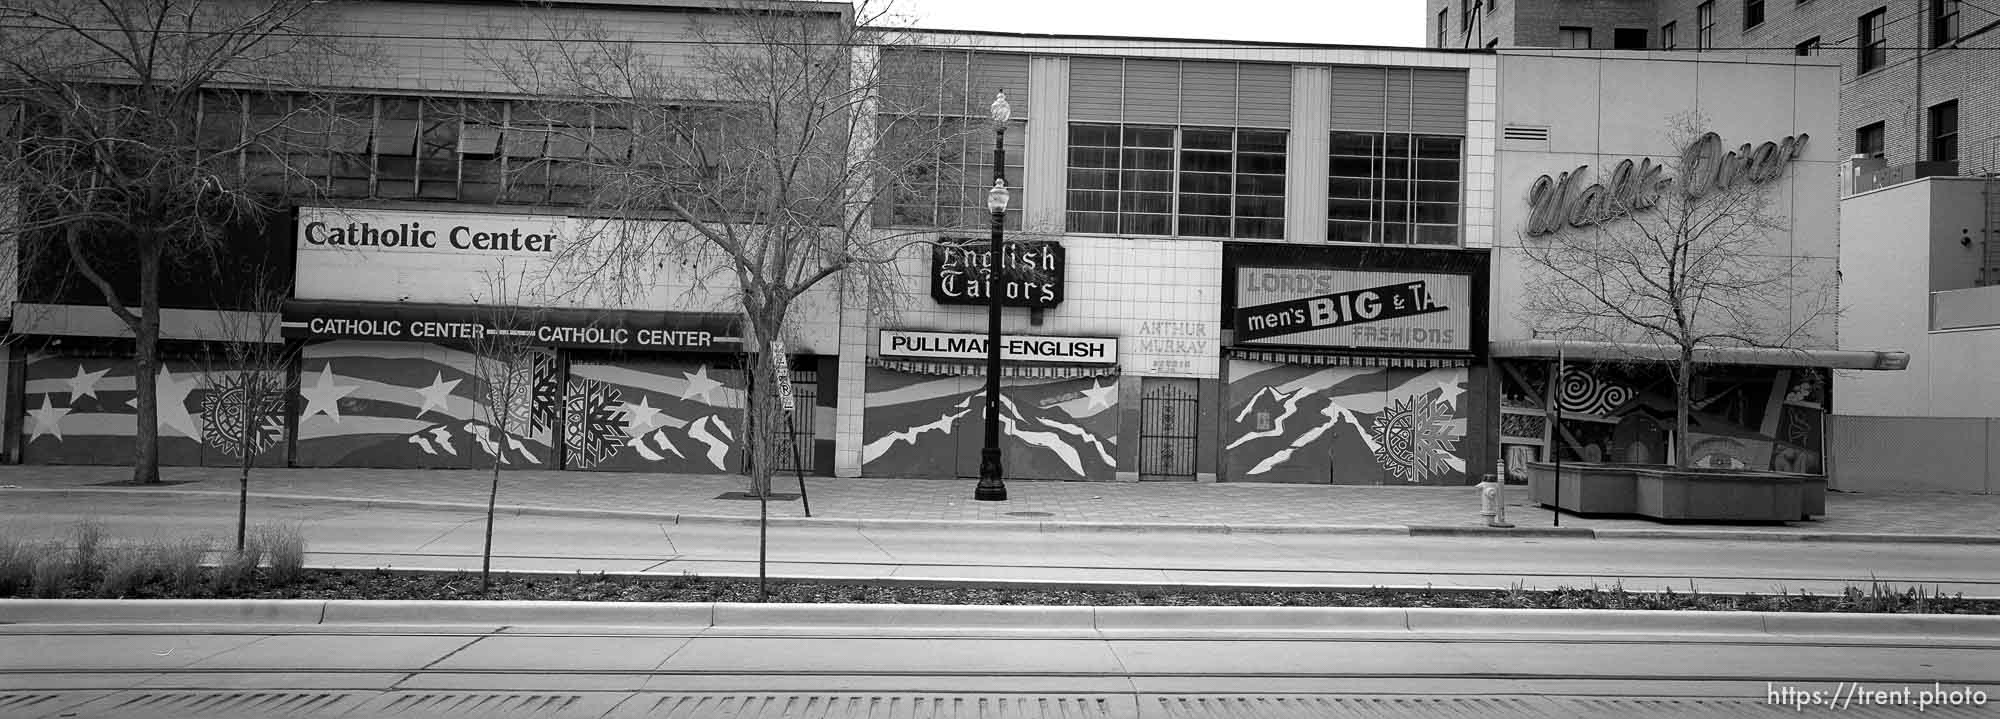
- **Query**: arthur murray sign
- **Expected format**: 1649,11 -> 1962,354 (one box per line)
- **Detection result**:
1524,132 -> 1808,236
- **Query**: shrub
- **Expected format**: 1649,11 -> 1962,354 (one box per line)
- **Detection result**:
211,535 -> 264,595
257,522 -> 307,586
69,520 -> 105,580
95,543 -> 155,598
0,536 -> 33,596
30,544 -> 74,598
162,537 -> 208,595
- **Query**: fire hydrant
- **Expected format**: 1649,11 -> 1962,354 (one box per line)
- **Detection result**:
1477,472 -> 1515,528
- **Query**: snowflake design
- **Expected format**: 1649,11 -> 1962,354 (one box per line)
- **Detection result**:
1370,391 -> 1462,483
563,378 -> 628,469
199,373 -> 287,458
530,350 -> 561,434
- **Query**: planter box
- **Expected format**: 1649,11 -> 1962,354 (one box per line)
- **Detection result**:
1527,461 -> 1824,523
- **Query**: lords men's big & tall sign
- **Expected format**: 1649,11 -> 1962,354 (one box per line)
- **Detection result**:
1524,132 -> 1807,236
1233,268 -> 1471,351
930,239 -> 1065,309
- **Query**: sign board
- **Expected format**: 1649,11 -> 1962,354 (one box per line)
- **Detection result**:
281,301 -> 740,352
1233,268 -> 1470,351
930,239 -> 1065,308
880,330 -> 1117,365
771,340 -> 795,412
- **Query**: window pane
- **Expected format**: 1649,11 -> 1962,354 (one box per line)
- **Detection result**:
1416,159 -> 1460,181
1329,156 -> 1376,178
1329,199 -> 1373,220
1069,168 -> 1118,190
1238,174 -> 1286,196
1414,180 -> 1460,203
1121,192 -> 1172,214
1328,177 -> 1373,199
1069,147 -> 1118,169
1178,172 -> 1231,194
1123,213 -> 1171,235
1068,190 -> 1118,213
1379,201 -> 1410,223
1236,196 -> 1284,218
1240,130 -> 1287,153
1125,169 -> 1173,191
1384,134 -> 1410,157
1413,202 -> 1459,224
1070,123 -> 1119,146
1180,194 -> 1231,216
1183,129 -> 1233,150
1236,218 -> 1284,240
1238,153 -> 1285,175
1327,220 -> 1373,243
1180,215 -> 1230,238
1383,159 -> 1410,179
1180,150 -> 1232,173
1124,126 -> 1174,147
1414,225 -> 1459,246
1068,211 -> 1118,233
1329,132 -> 1379,156
1416,135 -> 1463,159
1381,223 -> 1409,245
1124,148 -> 1173,170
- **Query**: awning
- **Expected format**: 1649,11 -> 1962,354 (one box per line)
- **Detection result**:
1487,340 -> 1909,371
1226,348 -> 1468,368
868,356 -> 1120,379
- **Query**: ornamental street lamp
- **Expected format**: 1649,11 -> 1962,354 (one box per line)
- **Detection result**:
974,90 -> 1012,502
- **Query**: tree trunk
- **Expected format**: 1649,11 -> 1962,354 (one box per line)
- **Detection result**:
1675,348 -> 1694,469
131,244 -> 163,485
743,314 -> 787,498
237,371 -> 255,552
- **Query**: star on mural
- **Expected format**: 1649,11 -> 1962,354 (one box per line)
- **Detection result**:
1081,380 -> 1117,411
621,395 -> 665,434
28,395 -> 70,442
679,365 -> 722,404
1433,377 -> 1466,408
65,365 -> 111,403
413,372 -> 461,420
301,364 -> 359,423
156,367 -> 202,441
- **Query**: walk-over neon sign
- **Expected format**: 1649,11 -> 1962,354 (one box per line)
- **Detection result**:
1524,132 -> 1807,236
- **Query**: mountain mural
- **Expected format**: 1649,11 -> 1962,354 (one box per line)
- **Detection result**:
1223,361 -> 1468,485
294,340 -> 555,469
862,367 -> 1120,481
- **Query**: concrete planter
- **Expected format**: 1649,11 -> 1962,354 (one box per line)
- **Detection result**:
1527,462 -> 1825,523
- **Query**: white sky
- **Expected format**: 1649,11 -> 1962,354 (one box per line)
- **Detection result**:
887,0 -> 1426,48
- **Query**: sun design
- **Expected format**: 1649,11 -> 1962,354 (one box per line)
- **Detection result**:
199,373 -> 287,458
1370,392 -> 1462,483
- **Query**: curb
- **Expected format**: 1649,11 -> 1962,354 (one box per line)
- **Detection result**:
6,599 -> 1998,638
11,486 -> 2000,545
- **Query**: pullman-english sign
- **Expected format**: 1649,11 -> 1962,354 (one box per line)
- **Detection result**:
880,330 -> 1116,365
930,239 -> 1065,308
1524,132 -> 1807,236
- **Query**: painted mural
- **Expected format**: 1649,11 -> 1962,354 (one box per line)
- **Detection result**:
564,358 -> 746,473
861,368 -> 1120,482
1222,361 -> 1469,485
294,340 -> 554,469
21,352 -> 291,467
1495,359 -> 1828,473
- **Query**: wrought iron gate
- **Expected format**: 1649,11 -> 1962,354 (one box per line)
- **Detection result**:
1139,378 -> 1199,479
773,368 -> 817,473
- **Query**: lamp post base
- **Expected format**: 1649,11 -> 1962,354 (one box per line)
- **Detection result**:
973,448 -> 1007,501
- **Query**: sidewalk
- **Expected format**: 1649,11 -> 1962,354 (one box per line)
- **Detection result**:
3,465 -> 1998,541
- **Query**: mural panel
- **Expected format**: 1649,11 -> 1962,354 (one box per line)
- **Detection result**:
20,353 -> 230,467
294,341 -> 554,469
861,368 -> 1120,482
1222,360 -> 1469,485
564,357 -> 745,473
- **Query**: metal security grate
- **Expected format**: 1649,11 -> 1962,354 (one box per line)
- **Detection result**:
1139,378 -> 1199,479
621,694 -> 1123,719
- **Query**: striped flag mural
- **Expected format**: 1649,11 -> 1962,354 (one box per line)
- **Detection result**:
20,352 -> 283,467
295,340 -> 554,468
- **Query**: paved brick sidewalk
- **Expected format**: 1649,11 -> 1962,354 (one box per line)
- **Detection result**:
3,465 -> 1996,538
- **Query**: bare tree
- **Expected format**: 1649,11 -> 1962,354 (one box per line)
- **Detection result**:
475,0 -> 972,497
191,265 -> 295,552
0,0 -> 354,483
1516,112 -> 1836,469
466,271 -> 543,594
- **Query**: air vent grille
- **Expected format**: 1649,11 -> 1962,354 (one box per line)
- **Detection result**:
1503,124 -> 1551,142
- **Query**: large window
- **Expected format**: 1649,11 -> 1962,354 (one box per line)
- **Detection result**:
1855,122 -> 1885,159
1327,131 -> 1462,246
1697,2 -> 1715,49
1744,0 -> 1765,29
1438,9 -> 1449,47
1930,100 -> 1958,162
1931,0 -> 1960,46
1067,124 -> 1286,239
877,49 -> 1032,230
1559,27 -> 1593,48
1614,28 -> 1649,49
1662,21 -> 1678,49
1796,36 -> 1821,56
1858,8 -> 1887,73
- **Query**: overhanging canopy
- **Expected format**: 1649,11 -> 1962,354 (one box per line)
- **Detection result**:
868,356 -> 1119,379
1488,340 -> 1909,371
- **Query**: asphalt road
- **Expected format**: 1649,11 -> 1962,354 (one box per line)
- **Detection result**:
3,492 -> 1996,596
0,617 -> 1994,718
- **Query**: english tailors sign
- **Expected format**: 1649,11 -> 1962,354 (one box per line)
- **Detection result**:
1524,132 -> 1807,236
1233,268 -> 1470,351
930,239 -> 1065,309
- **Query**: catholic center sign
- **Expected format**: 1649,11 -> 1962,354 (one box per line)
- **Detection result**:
930,239 -> 1065,308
